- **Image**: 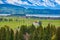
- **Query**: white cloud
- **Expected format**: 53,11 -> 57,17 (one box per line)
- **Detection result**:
0,0 -> 57,7
55,0 -> 60,5
28,0 -> 41,6
44,0 -> 55,7
28,0 -> 55,7
0,1 -> 4,4
6,0 -> 15,4
6,0 -> 31,5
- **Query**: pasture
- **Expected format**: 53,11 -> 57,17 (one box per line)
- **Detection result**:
0,16 -> 60,29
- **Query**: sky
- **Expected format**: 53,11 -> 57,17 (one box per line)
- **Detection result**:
0,0 -> 60,9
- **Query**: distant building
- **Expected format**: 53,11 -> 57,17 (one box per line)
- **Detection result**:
33,21 -> 39,28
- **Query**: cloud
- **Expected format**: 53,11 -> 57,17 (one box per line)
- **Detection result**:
0,0 -> 56,7
28,0 -> 41,6
0,1 -> 4,4
26,14 -> 60,17
0,0 -> 60,8
44,0 -> 55,7
55,0 -> 60,5
5,0 -> 31,5
28,0 -> 55,7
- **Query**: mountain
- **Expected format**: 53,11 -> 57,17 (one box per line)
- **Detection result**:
0,4 -> 25,14
0,0 -> 60,17
0,4 -> 60,17
0,0 -> 60,9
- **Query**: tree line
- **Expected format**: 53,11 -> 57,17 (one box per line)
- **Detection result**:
0,21 -> 60,40
0,18 -> 19,22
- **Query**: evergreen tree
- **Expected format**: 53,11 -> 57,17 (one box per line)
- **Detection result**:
39,21 -> 42,27
10,29 -> 14,40
56,27 -> 60,40
0,27 -> 6,40
19,25 -> 28,40
28,24 -> 36,34
36,22 -> 44,40
15,30 -> 19,40
0,29 -> 1,40
5,25 -> 11,40
50,25 -> 56,40
28,24 -> 36,40
43,23 -> 51,40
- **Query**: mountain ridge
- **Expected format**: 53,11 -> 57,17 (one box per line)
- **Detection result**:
0,4 -> 60,17
0,4 -> 60,15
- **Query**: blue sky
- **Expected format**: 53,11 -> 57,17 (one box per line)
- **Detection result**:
0,0 -> 60,9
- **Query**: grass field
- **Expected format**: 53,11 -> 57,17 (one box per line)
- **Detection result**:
0,17 -> 60,29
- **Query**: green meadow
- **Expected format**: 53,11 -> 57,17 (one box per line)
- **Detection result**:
0,17 -> 60,29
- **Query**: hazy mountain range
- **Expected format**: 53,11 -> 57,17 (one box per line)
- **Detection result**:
0,0 -> 60,17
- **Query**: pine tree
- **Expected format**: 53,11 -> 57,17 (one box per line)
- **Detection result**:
15,30 -> 19,40
56,27 -> 60,40
0,27 -> 6,40
36,21 -> 44,40
39,21 -> 42,27
0,29 -> 1,40
5,25 -> 11,40
28,24 -> 36,40
19,25 -> 28,40
50,25 -> 56,40
9,29 -> 14,40
28,24 -> 36,34
43,23 -> 51,40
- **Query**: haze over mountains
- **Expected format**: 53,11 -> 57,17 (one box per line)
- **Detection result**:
0,0 -> 60,17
